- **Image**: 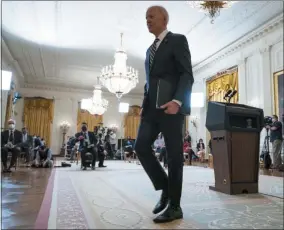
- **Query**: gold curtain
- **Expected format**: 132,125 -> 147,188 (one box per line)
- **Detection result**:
4,90 -> 13,129
206,69 -> 239,103
23,97 -> 54,146
77,109 -> 103,132
206,67 -> 239,155
124,105 -> 141,139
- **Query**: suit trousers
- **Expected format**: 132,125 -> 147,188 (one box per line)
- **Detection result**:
98,151 -> 105,166
1,147 -> 20,168
134,109 -> 184,206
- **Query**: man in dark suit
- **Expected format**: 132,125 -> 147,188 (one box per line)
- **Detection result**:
134,6 -> 194,223
1,119 -> 22,172
20,127 -> 33,164
75,122 -> 97,170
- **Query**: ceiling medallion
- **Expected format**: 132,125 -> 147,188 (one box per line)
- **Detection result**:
187,1 -> 237,23
100,33 -> 138,99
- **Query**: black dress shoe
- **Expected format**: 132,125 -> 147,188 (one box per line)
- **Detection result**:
153,205 -> 183,223
152,191 -> 168,214
82,166 -> 87,170
98,165 -> 107,168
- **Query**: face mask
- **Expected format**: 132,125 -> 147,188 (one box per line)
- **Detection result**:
8,124 -> 15,130
82,126 -> 87,132
272,118 -> 276,123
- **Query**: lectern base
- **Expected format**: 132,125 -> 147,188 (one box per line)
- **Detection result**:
209,183 -> 258,195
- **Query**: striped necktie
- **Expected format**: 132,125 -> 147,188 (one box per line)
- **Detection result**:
149,38 -> 160,69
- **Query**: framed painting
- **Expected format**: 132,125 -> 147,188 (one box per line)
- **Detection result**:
273,70 -> 284,123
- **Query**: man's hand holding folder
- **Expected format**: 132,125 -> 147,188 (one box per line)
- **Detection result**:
156,78 -> 181,114
160,101 -> 180,114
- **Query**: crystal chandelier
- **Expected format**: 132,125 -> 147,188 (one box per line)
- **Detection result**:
100,33 -> 139,99
187,1 -> 236,23
81,82 -> 108,116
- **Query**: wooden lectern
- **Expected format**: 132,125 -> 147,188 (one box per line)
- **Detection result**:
206,102 -> 264,195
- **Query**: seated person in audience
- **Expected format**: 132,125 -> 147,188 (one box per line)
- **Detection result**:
184,130 -> 191,143
124,136 -> 133,147
1,119 -> 22,172
41,138 -> 46,146
154,133 -> 164,154
75,122 -> 97,170
197,138 -> 206,162
31,136 -> 43,160
34,145 -> 53,168
183,140 -> 198,165
97,134 -> 107,167
154,133 -> 167,168
20,127 -> 33,165
124,136 -> 134,159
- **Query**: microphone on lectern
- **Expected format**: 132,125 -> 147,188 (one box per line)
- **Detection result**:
229,90 -> 237,98
223,90 -> 232,100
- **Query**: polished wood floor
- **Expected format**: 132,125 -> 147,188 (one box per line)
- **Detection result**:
1,160 -> 283,229
1,167 -> 52,229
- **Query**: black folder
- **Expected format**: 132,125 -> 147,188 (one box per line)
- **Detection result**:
156,78 -> 174,109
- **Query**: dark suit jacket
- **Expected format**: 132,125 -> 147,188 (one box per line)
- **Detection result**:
142,32 -> 194,115
22,134 -> 33,148
1,129 -> 22,147
34,138 -> 42,148
75,131 -> 97,151
197,143 -> 205,151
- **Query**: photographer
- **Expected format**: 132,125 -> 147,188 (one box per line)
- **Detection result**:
266,115 -> 283,169
75,122 -> 97,170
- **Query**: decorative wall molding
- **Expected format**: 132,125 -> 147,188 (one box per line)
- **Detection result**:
20,83 -> 143,99
193,13 -> 283,75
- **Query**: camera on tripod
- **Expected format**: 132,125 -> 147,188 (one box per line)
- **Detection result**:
261,116 -> 273,169
264,116 -> 273,126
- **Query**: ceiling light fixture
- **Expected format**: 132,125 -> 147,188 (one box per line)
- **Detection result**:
81,78 -> 108,115
100,33 -> 139,99
187,1 -> 237,23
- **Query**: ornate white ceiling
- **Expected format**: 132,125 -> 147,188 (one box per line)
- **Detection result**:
2,1 -> 283,94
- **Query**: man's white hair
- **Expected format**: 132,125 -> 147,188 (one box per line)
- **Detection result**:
8,118 -> 16,124
148,5 -> 169,25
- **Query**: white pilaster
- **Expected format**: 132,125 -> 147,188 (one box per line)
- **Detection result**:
237,58 -> 247,104
259,45 -> 273,116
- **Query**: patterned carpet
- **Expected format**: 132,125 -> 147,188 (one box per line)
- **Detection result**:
36,161 -> 283,229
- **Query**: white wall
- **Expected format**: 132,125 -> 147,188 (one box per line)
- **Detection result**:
14,87 -> 143,155
190,19 -> 283,155
1,46 -> 22,128
1,91 -> 9,128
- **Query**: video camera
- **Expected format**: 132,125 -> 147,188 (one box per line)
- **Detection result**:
264,116 -> 273,126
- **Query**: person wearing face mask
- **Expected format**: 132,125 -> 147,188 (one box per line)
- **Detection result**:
266,115 -> 283,170
20,127 -> 33,165
75,122 -> 97,170
1,119 -> 23,172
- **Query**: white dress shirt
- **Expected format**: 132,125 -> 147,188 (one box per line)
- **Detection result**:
22,133 -> 27,143
155,29 -> 182,107
83,132 -> 90,145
